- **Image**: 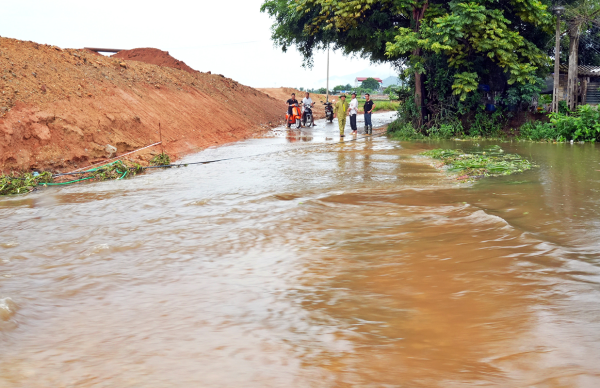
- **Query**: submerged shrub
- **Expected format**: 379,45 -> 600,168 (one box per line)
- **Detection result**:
422,145 -> 535,179
0,172 -> 53,195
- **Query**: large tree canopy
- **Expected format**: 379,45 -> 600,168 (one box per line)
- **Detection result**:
261,0 -> 554,101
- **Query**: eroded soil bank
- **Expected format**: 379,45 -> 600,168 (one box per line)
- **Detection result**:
0,37 -> 287,172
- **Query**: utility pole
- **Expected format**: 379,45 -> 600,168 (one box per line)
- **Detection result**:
326,44 -> 330,103
552,5 -> 565,113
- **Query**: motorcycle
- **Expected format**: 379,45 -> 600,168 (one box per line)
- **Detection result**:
302,103 -> 315,127
323,101 -> 334,123
286,103 -> 302,129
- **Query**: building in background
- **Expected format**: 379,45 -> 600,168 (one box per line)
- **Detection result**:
354,77 -> 383,88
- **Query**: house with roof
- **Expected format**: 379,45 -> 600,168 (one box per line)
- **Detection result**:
544,65 -> 600,106
355,77 -> 383,88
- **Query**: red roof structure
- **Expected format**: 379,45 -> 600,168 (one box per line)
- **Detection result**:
355,77 -> 383,82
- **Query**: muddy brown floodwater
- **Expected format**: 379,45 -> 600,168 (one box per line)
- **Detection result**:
2,112 -> 600,387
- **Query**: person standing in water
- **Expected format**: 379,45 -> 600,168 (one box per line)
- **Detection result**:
363,93 -> 376,135
334,95 -> 349,137
348,92 -> 359,135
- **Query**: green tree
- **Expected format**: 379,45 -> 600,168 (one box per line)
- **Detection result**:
563,0 -> 600,109
361,77 -> 381,90
333,84 -> 352,92
261,0 -> 553,125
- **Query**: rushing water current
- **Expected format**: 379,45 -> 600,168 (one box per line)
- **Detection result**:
2,112 -> 600,387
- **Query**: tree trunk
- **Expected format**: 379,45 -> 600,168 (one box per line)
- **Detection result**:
414,72 -> 424,127
411,2 -> 428,128
551,13 -> 561,113
567,22 -> 581,111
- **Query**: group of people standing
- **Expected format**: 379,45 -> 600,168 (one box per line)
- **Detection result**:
285,91 -> 376,136
333,92 -> 375,137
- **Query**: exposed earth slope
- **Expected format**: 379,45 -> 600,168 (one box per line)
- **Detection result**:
0,37 -> 285,172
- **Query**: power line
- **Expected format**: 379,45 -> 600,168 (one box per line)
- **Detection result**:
579,35 -> 600,56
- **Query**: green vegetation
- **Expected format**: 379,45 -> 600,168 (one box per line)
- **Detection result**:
421,146 -> 535,179
333,84 -> 352,93
388,122 -> 426,141
150,153 -> 171,166
261,0 -> 552,125
520,105 -> 600,142
355,98 -> 399,113
261,0 -> 599,139
0,155 -> 172,196
0,172 -> 53,195
360,77 -> 380,91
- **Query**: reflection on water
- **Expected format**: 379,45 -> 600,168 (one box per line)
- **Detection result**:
1,117 -> 600,387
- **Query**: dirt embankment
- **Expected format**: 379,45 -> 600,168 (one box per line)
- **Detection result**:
0,37 -> 287,173
112,48 -> 198,74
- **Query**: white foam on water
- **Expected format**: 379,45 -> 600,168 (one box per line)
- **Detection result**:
0,297 -> 17,321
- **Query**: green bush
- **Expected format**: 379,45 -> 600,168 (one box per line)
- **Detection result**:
468,109 -> 506,137
517,104 -> 600,142
387,121 -> 425,140
550,104 -> 600,142
427,121 -> 463,139
518,121 -> 558,141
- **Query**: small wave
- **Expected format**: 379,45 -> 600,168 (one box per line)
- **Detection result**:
465,210 -> 510,226
0,297 -> 17,321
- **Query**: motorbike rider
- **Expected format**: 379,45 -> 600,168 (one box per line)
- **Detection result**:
301,92 -> 316,127
286,93 -> 299,128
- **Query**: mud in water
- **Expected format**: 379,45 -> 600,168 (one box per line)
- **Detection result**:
1,114 -> 600,387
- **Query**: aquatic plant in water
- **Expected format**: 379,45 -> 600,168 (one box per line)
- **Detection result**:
421,145 -> 535,180
1,159 -> 149,196
0,172 -> 53,195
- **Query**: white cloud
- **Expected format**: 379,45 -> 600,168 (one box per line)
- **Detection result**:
1,0 -> 398,88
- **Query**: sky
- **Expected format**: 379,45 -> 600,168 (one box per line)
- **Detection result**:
1,0 -> 399,89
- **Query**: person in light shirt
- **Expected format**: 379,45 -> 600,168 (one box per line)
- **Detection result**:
348,92 -> 359,135
301,92 -> 316,127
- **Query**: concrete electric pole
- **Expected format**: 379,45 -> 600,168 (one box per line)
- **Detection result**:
552,5 -> 565,113
326,45 -> 330,103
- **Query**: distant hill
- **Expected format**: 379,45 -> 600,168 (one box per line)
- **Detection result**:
382,76 -> 404,87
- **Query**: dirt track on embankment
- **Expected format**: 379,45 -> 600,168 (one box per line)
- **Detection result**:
0,38 -> 288,173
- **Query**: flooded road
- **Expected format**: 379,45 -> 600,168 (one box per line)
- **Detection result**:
2,112 -> 600,387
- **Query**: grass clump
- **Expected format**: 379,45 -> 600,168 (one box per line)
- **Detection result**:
150,153 -> 171,166
387,121 -> 426,140
421,145 -> 535,180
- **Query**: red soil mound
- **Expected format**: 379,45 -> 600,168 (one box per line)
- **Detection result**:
0,37 -> 286,173
112,48 -> 197,74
